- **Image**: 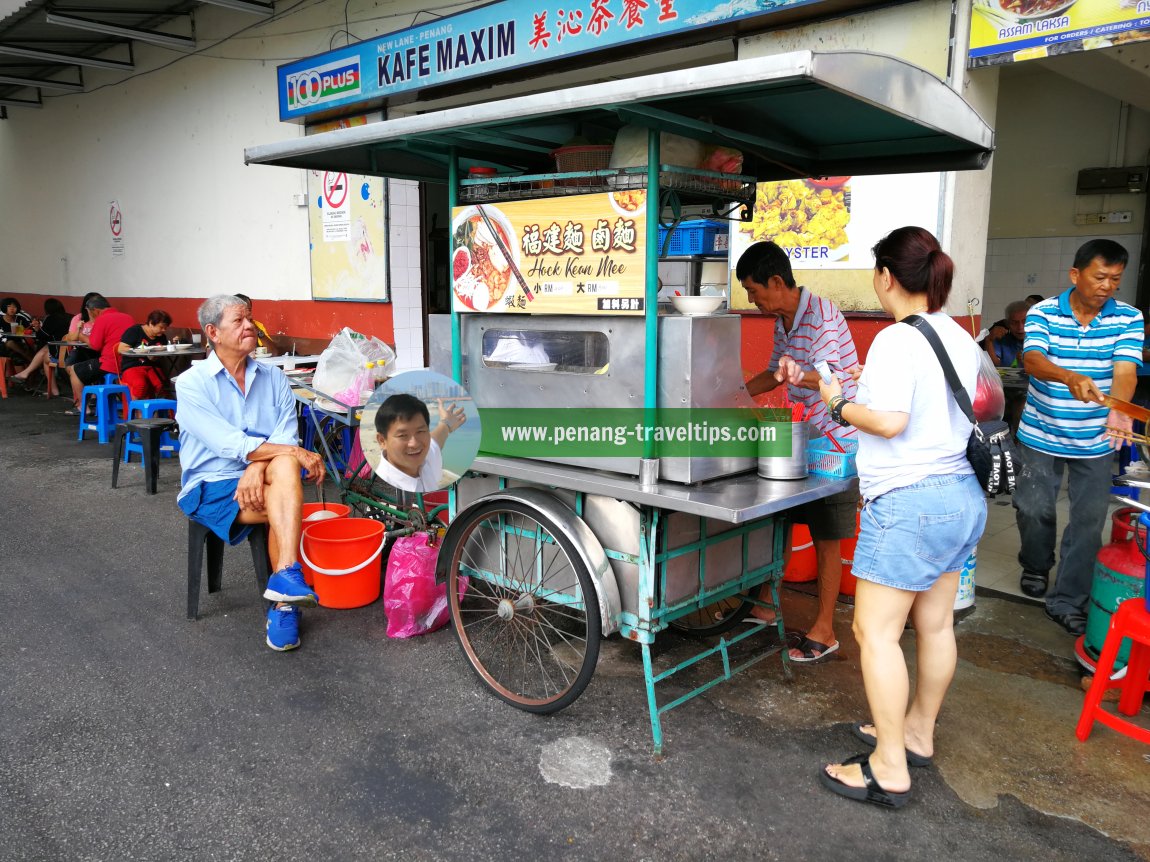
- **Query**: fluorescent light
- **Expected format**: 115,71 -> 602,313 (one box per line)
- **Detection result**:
44,12 -> 195,51
195,0 -> 273,15
0,43 -> 134,69
0,73 -> 83,92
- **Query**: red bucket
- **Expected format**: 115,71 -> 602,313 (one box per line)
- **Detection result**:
300,503 -> 351,584
300,517 -> 385,609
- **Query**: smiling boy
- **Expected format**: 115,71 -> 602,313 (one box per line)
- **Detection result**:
373,393 -> 466,492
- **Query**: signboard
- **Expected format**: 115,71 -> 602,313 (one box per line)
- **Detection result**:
728,173 -> 941,312
321,171 -> 351,242
968,0 -> 1150,67
109,200 -> 124,257
306,117 -> 389,301
277,0 -> 866,121
451,190 -> 647,314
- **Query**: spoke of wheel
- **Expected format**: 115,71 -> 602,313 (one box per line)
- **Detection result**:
533,604 -> 587,662
524,617 -> 572,690
522,616 -> 562,695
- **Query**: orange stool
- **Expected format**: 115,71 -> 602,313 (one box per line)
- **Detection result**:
1076,598 -> 1150,745
0,356 -> 9,398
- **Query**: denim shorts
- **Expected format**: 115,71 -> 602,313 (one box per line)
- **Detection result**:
852,473 -> 986,592
178,478 -> 253,545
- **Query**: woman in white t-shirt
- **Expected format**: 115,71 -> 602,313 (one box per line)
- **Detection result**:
814,226 -> 986,809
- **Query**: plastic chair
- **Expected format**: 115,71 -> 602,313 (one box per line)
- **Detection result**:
187,520 -> 272,620
127,398 -> 179,458
1076,598 -> 1150,745
78,378 -> 130,443
111,418 -> 176,494
0,356 -> 9,399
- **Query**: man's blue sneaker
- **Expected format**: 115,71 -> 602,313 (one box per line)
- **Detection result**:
263,562 -> 319,606
266,605 -> 301,651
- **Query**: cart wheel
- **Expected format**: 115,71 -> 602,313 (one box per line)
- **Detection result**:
668,592 -> 753,636
445,499 -> 601,714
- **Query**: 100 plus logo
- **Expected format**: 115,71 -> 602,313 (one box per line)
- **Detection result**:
286,59 -> 361,109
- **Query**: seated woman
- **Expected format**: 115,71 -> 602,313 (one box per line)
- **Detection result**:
117,309 -> 173,400
0,297 -> 35,365
10,298 -> 74,390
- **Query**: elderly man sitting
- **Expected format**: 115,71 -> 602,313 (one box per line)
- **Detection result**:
176,294 -> 325,651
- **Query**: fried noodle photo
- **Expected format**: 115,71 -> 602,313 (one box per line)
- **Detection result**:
452,212 -> 514,311
739,179 -> 850,254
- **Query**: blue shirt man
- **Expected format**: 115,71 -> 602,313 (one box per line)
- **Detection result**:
1013,240 -> 1143,636
176,295 -> 326,652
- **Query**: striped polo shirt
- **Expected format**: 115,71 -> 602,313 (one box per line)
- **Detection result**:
1017,290 -> 1143,457
769,286 -> 859,438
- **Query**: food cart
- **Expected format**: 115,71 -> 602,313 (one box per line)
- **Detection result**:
246,51 -> 994,752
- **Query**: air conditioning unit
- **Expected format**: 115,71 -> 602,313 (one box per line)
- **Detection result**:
1076,167 -> 1147,195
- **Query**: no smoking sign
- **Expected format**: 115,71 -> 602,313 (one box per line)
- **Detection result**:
323,172 -> 348,209
109,200 -> 124,256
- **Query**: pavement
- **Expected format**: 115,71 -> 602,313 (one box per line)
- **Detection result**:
2,386 -> 1148,862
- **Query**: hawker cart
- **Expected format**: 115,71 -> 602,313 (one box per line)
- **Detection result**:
246,51 -> 993,752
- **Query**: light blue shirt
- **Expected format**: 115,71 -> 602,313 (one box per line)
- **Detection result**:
175,351 -> 298,503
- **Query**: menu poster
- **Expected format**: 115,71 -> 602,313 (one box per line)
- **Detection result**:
451,190 -> 648,314
968,0 -> 1150,67
728,173 -> 941,313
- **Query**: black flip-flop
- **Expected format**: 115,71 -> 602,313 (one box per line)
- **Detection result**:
789,636 -> 839,664
850,722 -> 933,768
819,753 -> 910,809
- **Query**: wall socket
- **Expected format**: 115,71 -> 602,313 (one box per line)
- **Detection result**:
291,193 -> 309,207
1075,211 -> 1132,225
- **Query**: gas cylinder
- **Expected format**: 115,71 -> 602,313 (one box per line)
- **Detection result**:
1078,507 -> 1148,675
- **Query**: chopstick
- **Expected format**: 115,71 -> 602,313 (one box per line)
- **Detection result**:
476,204 -> 534,302
1106,426 -> 1150,446
825,431 -> 847,453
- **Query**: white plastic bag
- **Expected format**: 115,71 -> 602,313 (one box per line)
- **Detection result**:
608,124 -> 703,169
313,327 -> 396,401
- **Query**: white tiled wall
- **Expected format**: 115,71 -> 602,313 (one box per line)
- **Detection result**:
982,234 -> 1142,324
388,179 -> 425,371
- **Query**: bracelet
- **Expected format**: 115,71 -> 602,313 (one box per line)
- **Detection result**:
828,395 -> 851,427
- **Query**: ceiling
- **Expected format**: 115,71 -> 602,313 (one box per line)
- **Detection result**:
0,0 -> 270,116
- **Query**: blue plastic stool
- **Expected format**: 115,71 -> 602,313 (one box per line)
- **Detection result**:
126,398 -> 179,459
78,382 -> 130,444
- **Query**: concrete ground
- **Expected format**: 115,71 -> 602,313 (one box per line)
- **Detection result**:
2,387 -> 1148,862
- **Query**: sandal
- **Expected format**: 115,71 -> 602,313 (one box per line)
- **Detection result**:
1020,570 -> 1048,598
849,722 -> 933,768
789,636 -> 839,664
819,753 -> 910,809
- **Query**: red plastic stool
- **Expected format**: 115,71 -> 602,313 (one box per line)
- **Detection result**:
0,356 -> 9,399
1075,598 -> 1150,745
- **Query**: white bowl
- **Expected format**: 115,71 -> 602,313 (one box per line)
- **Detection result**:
671,296 -> 724,316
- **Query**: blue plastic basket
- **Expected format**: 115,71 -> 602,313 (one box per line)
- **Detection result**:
657,219 -> 727,256
807,437 -> 858,478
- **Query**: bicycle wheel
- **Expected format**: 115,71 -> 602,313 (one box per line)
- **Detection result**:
667,592 -> 753,636
444,499 -> 601,714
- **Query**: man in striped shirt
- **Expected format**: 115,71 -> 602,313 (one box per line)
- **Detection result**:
1014,239 -> 1143,636
738,241 -> 860,663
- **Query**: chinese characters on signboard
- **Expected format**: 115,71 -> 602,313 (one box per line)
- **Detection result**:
451,191 -> 647,314
277,0 -> 842,121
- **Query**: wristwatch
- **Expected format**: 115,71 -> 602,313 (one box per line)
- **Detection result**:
828,395 -> 851,427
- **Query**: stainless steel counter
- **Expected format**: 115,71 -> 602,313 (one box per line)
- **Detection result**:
470,456 -> 855,523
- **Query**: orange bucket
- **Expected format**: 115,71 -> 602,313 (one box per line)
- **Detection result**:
783,522 -> 817,582
302,502 -> 350,522
300,503 -> 351,584
300,517 -> 386,608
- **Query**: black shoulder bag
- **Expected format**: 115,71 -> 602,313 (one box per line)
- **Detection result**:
903,315 -> 1018,496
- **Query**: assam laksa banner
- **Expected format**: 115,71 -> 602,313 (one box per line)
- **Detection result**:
968,0 -> 1150,67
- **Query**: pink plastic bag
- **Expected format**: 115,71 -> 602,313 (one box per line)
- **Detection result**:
384,533 -> 464,638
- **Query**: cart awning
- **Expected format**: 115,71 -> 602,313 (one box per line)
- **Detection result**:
244,51 -> 994,183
